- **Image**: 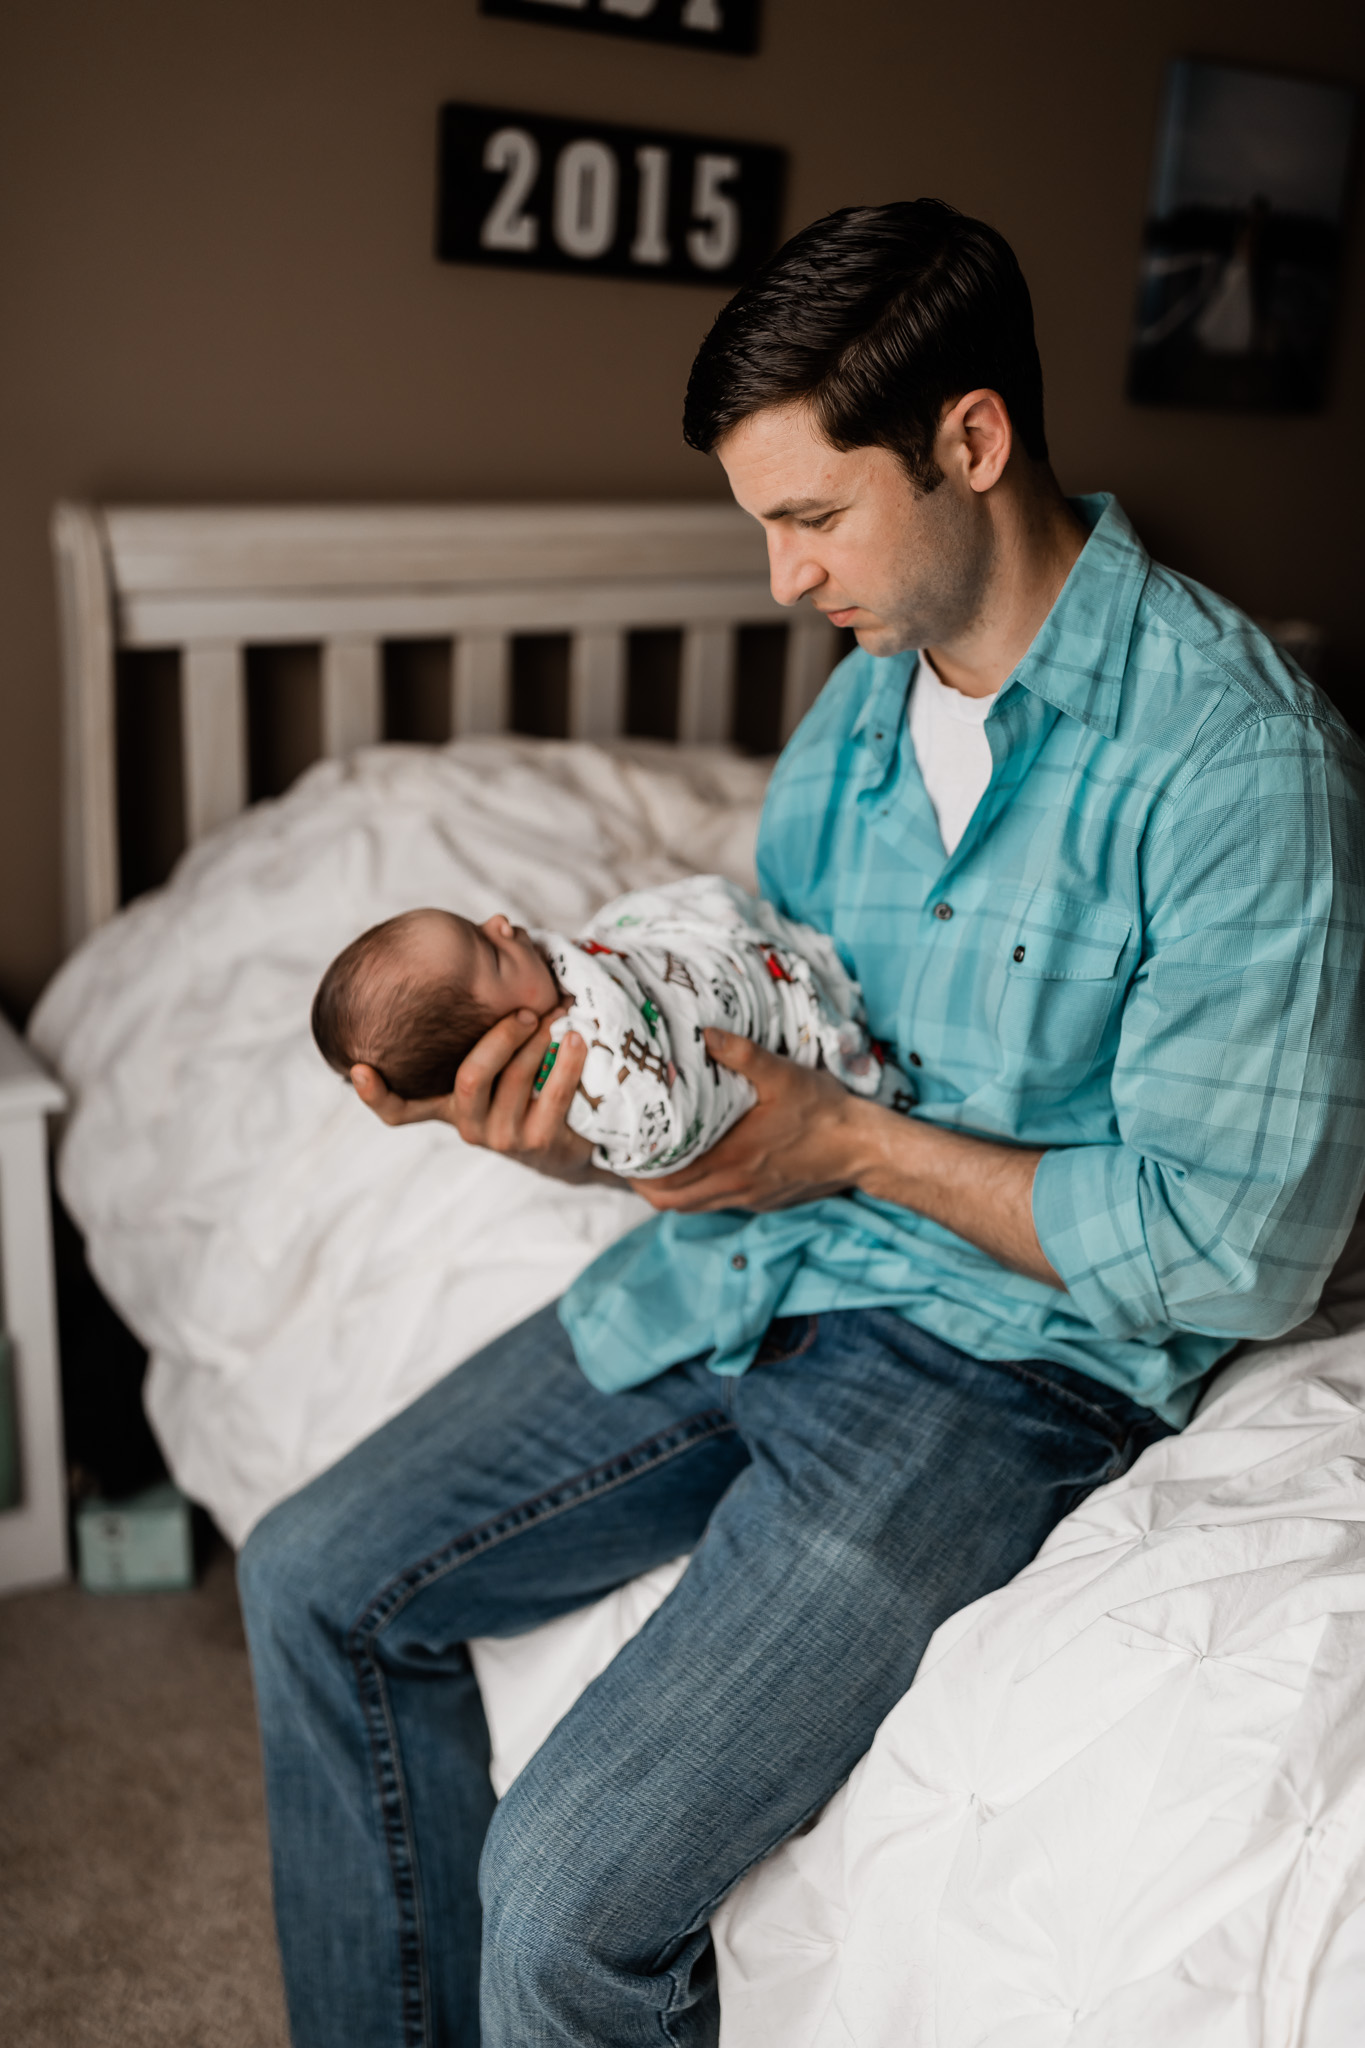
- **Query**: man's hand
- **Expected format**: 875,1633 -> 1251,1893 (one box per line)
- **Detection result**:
632,1029 -> 870,1214
636,1028 -> 1063,1287
351,1007 -> 600,1184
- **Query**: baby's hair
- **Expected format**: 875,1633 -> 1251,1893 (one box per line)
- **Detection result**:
311,911 -> 495,1100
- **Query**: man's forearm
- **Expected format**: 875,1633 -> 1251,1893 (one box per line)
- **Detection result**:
845,1098 -> 1064,1289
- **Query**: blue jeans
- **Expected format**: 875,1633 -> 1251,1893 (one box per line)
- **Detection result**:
238,1304 -> 1170,2047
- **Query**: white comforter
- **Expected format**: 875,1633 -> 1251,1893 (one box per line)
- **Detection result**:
712,1320 -> 1365,2046
32,738 -> 1365,2044
33,738 -> 767,1542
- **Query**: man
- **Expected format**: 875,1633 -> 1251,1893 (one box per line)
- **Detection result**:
239,201 -> 1365,2047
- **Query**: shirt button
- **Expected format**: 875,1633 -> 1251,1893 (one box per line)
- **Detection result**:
908,1051 -> 922,1068
1013,944 -> 1026,962
934,902 -> 953,921
730,1253 -> 748,1271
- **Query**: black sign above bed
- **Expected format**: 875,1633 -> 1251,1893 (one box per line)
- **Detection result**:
479,0 -> 760,57
436,103 -> 784,287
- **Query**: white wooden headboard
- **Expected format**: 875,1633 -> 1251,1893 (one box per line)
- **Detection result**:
52,502 -> 838,951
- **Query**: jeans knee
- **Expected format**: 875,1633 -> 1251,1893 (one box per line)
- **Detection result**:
237,1488 -> 338,1646
480,1784 -> 715,2041
479,1791 -> 544,1955
479,1786 -> 605,2001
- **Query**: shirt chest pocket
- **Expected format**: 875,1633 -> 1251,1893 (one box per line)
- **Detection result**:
996,890 -> 1132,1072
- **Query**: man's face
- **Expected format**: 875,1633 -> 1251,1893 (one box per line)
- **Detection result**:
716,401 -> 993,658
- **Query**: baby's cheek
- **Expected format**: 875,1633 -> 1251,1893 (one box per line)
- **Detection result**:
529,950 -> 560,1012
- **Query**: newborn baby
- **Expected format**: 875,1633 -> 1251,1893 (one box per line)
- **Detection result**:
313,876 -> 914,1178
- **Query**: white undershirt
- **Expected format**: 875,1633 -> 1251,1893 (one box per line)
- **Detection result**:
907,653 -> 998,856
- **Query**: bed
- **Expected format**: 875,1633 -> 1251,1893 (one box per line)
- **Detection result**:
33,501 -> 1365,2044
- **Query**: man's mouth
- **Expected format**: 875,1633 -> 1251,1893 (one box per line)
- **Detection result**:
822,606 -> 859,628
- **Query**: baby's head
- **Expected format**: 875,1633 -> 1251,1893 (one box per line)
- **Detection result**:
311,909 -> 557,1099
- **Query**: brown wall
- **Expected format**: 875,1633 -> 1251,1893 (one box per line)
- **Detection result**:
2,0 -> 1363,1018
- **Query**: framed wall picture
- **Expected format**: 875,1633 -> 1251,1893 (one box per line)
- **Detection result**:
437,103 -> 784,287
479,0 -> 760,57
1128,59 -> 1357,412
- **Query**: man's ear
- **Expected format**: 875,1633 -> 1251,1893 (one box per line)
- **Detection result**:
940,388 -> 1013,495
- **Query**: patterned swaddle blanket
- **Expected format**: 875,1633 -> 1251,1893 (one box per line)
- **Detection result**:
537,875 -> 914,1179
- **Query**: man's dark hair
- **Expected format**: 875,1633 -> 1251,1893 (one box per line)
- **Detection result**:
311,913 -> 494,1101
683,199 -> 1047,490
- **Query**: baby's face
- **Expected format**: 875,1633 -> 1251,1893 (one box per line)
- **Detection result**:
424,911 -> 558,1018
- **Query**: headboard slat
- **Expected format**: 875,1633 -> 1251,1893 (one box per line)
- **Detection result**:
181,643 -> 247,844
53,504 -> 120,945
320,638 -> 382,758
119,574 -> 784,649
102,502 -> 768,594
679,626 -> 734,746
568,631 -> 628,741
452,633 -> 511,736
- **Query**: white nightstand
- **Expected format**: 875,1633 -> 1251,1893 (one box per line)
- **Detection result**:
0,1014 -> 68,1593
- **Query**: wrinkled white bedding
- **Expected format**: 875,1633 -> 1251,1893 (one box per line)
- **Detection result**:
33,738 -> 767,1543
33,736 -> 1365,2044
713,1318 -> 1365,2046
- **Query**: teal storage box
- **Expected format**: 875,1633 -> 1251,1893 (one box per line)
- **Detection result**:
75,1481 -> 195,1592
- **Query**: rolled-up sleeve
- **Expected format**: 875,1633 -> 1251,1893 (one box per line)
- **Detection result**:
1033,711 -> 1365,1342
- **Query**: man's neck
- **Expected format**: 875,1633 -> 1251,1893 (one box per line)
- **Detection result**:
925,473 -> 1088,700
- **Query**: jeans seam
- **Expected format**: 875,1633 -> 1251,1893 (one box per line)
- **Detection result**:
348,1407 -> 736,1644
350,1648 -> 431,2048
992,1356 -> 1138,1450
654,1775 -> 847,2045
342,1407 -> 737,2048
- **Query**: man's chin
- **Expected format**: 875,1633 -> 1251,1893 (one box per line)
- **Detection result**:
852,621 -> 917,658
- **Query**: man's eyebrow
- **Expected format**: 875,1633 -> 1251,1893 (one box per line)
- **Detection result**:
760,496 -> 838,521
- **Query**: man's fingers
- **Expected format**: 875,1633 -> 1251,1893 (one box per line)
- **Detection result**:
704,1028 -> 777,1078
642,1116 -> 753,1193
453,1009 -> 541,1130
350,1063 -> 392,1113
532,1028 -> 587,1121
634,1167 -> 747,1211
485,1015 -> 564,1137
350,1063 -> 437,1127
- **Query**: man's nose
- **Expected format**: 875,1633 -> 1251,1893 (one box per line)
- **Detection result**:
766,530 -> 825,610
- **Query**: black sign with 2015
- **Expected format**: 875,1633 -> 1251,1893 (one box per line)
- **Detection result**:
479,0 -> 760,56
436,104 -> 785,288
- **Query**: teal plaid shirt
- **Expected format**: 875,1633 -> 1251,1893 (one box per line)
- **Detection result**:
562,496 -> 1365,1423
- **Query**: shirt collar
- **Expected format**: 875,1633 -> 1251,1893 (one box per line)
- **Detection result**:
851,650 -> 918,768
851,492 -> 1148,754
1008,493 -> 1149,738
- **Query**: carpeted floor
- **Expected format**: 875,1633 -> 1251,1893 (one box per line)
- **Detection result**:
0,1544 -> 289,2047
